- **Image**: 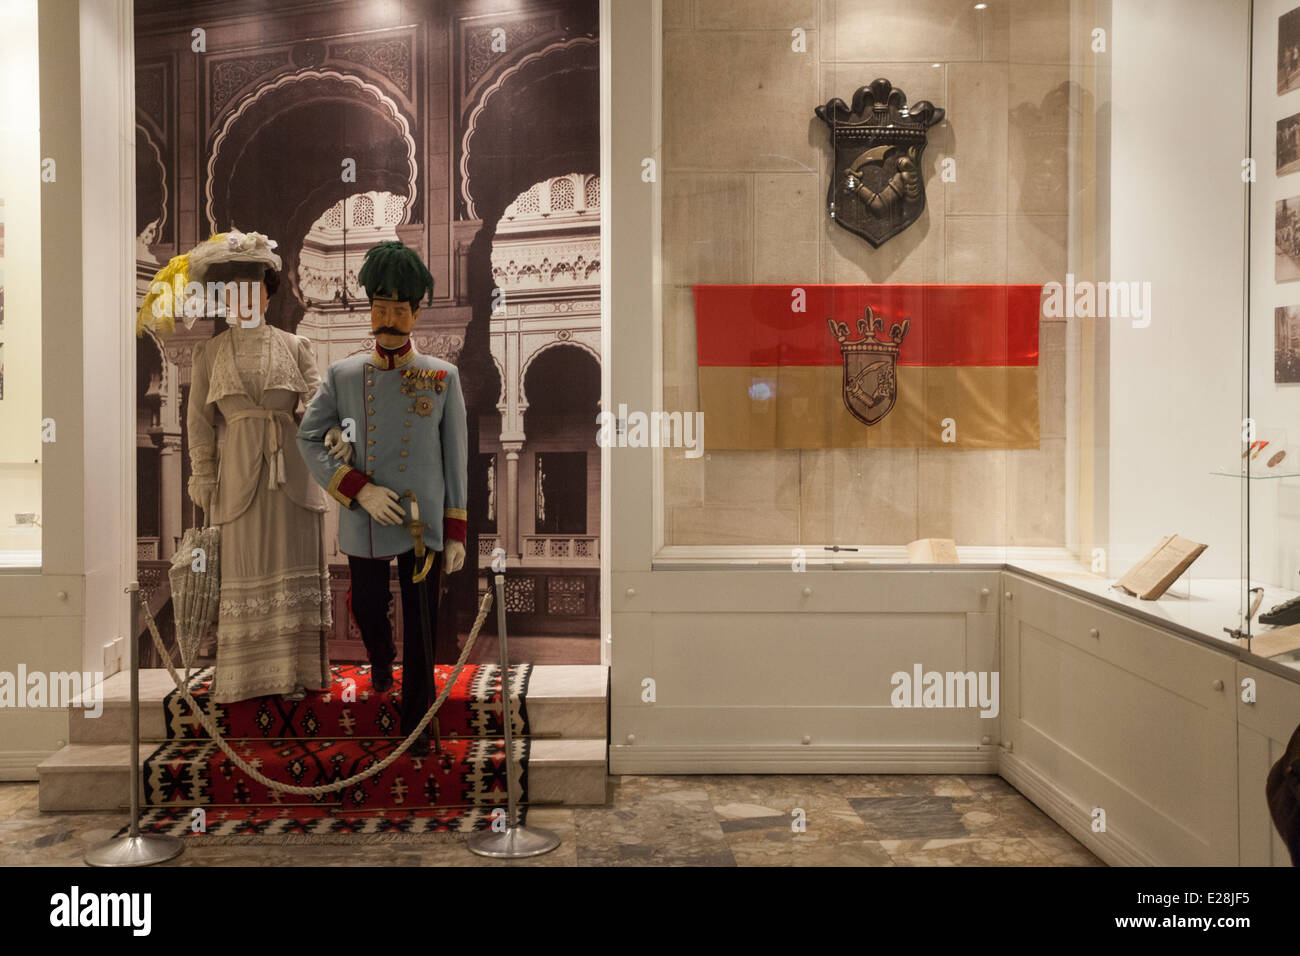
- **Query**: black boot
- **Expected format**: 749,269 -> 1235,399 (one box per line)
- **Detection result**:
371,661 -> 393,694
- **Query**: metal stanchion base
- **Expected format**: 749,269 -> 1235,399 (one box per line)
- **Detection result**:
85,833 -> 184,867
466,823 -> 561,858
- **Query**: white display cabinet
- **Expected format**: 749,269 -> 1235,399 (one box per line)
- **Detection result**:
603,0 -> 1300,866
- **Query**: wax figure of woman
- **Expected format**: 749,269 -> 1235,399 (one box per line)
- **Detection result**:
181,231 -> 333,702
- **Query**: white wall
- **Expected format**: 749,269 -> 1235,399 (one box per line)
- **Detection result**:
0,0 -> 133,778
1108,0 -> 1250,579
79,0 -> 134,677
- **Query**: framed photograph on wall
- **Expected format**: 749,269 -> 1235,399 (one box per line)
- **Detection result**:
1282,7 -> 1300,94
1277,305 -> 1300,383
1277,197 -> 1300,281
1281,111 -> 1300,175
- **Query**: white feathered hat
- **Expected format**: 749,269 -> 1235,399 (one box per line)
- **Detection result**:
137,229 -> 283,337
186,229 -> 282,284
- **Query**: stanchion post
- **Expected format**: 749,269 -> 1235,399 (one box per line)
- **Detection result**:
84,583 -> 184,866
496,571 -> 519,828
466,571 -> 560,858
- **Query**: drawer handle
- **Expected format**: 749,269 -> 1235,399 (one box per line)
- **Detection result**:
625,587 -> 636,598
802,587 -> 813,597
1005,591 -> 1013,600
980,587 -> 990,597
1211,679 -> 1224,692
1088,627 -> 1099,638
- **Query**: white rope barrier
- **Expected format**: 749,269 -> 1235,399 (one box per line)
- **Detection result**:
137,589 -> 497,797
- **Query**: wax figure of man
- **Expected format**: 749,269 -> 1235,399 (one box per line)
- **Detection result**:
296,241 -> 467,757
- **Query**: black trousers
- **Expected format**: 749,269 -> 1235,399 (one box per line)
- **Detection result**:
347,548 -> 442,735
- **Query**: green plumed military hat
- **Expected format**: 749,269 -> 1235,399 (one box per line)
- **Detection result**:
357,240 -> 434,308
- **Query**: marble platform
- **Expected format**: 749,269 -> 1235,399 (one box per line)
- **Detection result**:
63,665 -> 608,743
38,665 -> 610,812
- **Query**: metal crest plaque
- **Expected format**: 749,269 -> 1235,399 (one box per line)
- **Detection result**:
815,78 -> 945,248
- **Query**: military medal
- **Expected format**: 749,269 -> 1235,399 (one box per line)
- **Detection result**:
413,394 -> 435,416
400,367 -> 447,396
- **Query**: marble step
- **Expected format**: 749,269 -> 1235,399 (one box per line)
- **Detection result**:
36,737 -> 608,812
68,665 -> 608,744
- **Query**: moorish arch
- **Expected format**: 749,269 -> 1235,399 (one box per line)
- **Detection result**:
453,38 -> 599,605
135,123 -> 167,251
460,37 -> 599,222
519,337 -> 600,404
521,342 -> 600,423
205,71 -> 418,332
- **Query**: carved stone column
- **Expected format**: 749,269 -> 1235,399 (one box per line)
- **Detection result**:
502,440 -> 523,560
455,240 -> 470,305
156,433 -> 183,559
150,341 -> 186,560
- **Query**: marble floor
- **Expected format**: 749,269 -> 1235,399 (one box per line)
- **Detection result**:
0,773 -> 1101,866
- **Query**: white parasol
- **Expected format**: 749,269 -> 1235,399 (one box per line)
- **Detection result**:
167,524 -> 221,679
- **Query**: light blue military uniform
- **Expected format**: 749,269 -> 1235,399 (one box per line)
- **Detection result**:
296,343 -> 467,558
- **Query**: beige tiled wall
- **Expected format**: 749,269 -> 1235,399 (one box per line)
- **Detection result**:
662,0 -> 1079,548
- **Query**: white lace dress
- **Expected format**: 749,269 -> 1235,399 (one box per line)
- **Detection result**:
188,325 -> 332,702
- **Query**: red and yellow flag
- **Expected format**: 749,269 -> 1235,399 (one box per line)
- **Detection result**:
693,284 -> 1042,449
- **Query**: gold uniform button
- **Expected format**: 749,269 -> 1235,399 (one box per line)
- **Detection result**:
365,470 -> 373,476
398,465 -> 407,472
407,406 -> 414,413
368,408 -> 376,415
367,394 -> 374,402
402,437 -> 410,442
367,455 -> 375,461
404,421 -> 412,427
367,440 -> 375,446
367,425 -> 375,431
400,451 -> 408,457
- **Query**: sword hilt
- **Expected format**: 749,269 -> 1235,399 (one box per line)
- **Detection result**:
400,490 -> 437,583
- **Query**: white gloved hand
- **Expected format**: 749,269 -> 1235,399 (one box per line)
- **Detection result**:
443,539 -> 466,574
188,474 -> 217,515
355,483 -> 405,526
323,426 -> 353,464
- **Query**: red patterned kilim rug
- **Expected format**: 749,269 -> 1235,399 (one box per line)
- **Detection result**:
120,663 -> 534,844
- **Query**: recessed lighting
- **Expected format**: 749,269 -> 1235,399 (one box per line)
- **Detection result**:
932,62 -> 941,68
974,2 -> 988,9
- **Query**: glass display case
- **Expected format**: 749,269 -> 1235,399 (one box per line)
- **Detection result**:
654,0 -> 1300,664
0,0 -> 42,569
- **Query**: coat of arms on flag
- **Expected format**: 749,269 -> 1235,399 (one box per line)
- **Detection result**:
828,305 -> 909,427
692,284 -> 1042,450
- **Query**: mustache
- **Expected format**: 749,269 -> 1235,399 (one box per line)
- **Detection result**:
373,326 -> 406,336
